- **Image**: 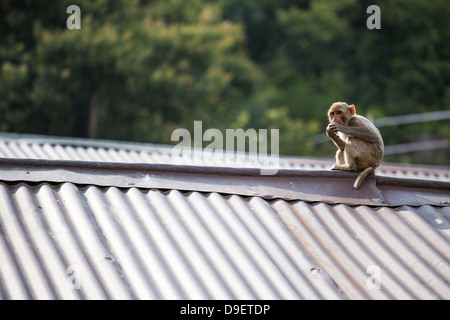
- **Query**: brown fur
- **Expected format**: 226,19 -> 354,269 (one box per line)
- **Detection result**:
326,102 -> 384,189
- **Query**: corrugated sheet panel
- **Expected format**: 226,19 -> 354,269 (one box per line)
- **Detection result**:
0,182 -> 342,300
0,134 -> 449,300
0,133 -> 449,181
1,180 -> 449,300
273,200 -> 450,299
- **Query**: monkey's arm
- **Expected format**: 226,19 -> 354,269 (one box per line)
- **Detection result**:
327,124 -> 346,151
328,123 -> 380,143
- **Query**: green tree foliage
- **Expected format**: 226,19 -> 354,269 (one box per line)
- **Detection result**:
1,0 -> 262,142
0,0 -> 449,165
217,0 -> 450,164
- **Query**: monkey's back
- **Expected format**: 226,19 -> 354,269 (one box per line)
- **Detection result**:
343,115 -> 384,169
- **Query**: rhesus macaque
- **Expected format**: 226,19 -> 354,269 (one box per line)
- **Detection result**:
326,102 -> 384,189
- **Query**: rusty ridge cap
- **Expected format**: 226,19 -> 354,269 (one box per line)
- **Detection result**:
376,174 -> 450,190
0,157 -> 375,180
0,157 -> 448,186
0,158 -> 448,207
0,157 -> 333,176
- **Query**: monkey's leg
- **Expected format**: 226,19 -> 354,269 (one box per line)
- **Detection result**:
336,149 -> 345,163
331,163 -> 355,171
331,149 -> 346,170
344,147 -> 358,170
332,145 -> 357,171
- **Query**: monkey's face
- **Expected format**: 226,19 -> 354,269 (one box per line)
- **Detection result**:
328,106 -> 347,126
328,103 -> 354,126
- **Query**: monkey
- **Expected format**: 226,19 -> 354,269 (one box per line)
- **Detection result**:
326,102 -> 384,189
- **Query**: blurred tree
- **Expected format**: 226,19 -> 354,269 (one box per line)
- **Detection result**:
346,0 -> 450,164
218,0 -> 450,163
0,0 -> 449,165
0,0 -> 262,143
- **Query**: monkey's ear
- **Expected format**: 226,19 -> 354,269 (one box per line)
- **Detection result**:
348,105 -> 356,115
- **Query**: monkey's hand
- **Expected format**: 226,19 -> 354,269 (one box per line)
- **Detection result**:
327,123 -> 346,151
326,123 -> 341,137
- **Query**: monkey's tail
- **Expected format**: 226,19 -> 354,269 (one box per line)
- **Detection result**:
354,167 -> 375,189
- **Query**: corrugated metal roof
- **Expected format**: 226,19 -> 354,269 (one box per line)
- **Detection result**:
0,132 -> 449,181
274,201 -> 450,299
0,177 -> 448,300
0,182 -> 342,299
0,133 -> 449,300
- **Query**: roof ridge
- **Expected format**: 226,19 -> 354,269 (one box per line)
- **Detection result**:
0,158 -> 448,207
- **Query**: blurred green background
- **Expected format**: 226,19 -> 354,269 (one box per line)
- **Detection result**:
1,0 -> 449,165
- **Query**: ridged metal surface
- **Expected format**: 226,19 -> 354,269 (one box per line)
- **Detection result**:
0,182 -> 342,300
0,133 -> 449,300
0,133 -> 449,181
1,180 -> 449,299
273,201 -> 450,299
